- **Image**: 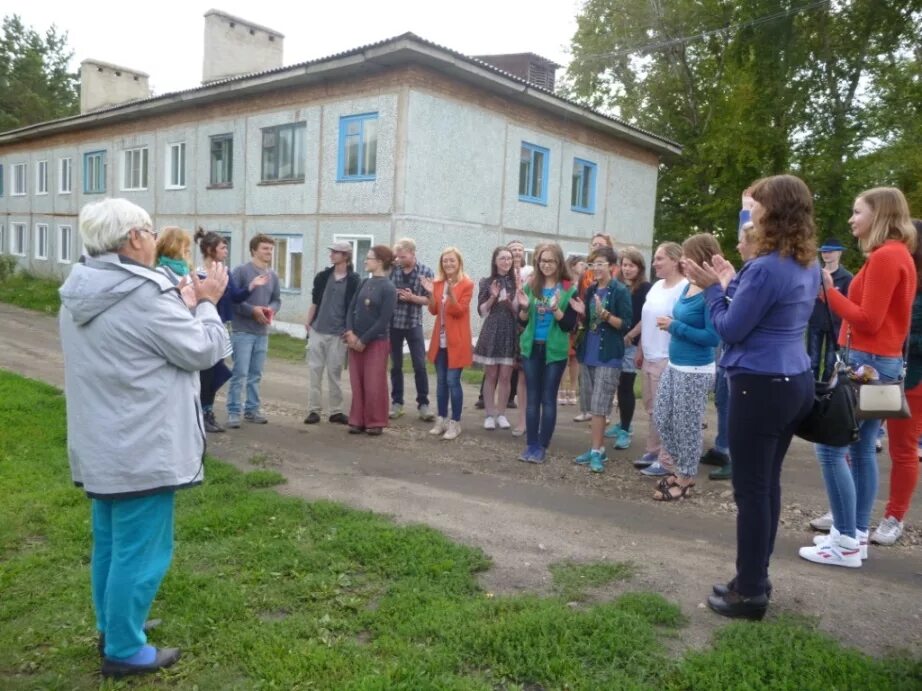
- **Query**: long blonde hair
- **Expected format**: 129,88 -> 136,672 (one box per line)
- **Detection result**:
856,187 -> 917,254
436,246 -> 467,282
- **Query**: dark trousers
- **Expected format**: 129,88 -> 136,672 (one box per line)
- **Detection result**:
729,370 -> 813,597
522,343 -> 567,449
389,325 -> 429,408
617,372 -> 637,429
199,361 -> 231,411
807,326 -> 838,381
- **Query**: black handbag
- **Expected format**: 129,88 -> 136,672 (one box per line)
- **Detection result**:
795,273 -> 860,446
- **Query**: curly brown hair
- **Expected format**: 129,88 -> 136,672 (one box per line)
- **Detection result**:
749,175 -> 816,266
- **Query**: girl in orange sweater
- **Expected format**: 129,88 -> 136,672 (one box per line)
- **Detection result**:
423,247 -> 474,441
800,187 -> 917,569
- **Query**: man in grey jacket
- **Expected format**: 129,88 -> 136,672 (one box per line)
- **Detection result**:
227,233 -> 281,427
59,198 -> 228,678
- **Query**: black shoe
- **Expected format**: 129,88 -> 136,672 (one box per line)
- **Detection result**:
329,413 -> 349,424
507,400 -> 518,409
98,619 -> 162,657
700,448 -> 729,467
708,463 -> 732,481
707,591 -> 768,621
303,412 -> 321,424
348,425 -> 365,434
203,411 -> 224,433
101,647 -> 181,678
712,577 -> 772,601
474,398 -> 485,410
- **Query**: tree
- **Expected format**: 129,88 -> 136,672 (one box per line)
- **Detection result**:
0,14 -> 79,132
564,0 -> 922,261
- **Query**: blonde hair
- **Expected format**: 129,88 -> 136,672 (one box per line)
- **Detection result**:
156,226 -> 192,266
655,241 -> 684,275
394,237 -> 417,254
436,246 -> 467,282
682,233 -> 723,267
856,187 -> 917,254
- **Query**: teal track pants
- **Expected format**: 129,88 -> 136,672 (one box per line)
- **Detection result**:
91,492 -> 175,659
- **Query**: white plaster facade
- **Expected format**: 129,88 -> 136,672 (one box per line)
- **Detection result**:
0,34 -> 679,335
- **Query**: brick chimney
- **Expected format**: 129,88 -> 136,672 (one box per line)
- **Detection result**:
202,9 -> 284,85
79,60 -> 151,113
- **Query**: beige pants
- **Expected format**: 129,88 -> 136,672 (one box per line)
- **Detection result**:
308,331 -> 347,416
641,357 -> 668,455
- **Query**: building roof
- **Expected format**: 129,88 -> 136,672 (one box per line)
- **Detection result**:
0,32 -> 681,156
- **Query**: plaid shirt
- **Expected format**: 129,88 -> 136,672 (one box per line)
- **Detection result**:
389,261 -> 434,329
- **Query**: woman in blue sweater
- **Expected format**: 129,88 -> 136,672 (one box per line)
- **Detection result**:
650,234 -> 720,500
684,175 -> 818,620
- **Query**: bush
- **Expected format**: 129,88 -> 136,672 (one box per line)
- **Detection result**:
0,256 -> 18,282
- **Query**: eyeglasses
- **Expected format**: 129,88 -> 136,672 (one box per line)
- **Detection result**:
134,227 -> 158,240
590,262 -> 610,269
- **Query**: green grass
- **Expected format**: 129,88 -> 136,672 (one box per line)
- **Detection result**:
550,560 -> 637,602
268,332 -> 308,361
0,272 -> 61,313
402,357 -> 484,387
1,370 -> 920,689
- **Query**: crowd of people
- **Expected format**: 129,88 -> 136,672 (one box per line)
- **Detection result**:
57,179 -> 922,675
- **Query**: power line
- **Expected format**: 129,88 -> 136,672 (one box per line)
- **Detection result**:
575,0 -> 831,63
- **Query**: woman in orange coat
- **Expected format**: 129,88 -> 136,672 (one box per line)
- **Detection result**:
422,247 -> 474,440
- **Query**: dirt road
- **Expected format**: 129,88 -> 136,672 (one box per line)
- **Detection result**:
4,302 -> 920,657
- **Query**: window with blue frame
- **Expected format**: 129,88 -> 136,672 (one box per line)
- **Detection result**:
571,158 -> 597,214
518,142 -> 549,205
338,113 -> 378,181
84,151 -> 107,194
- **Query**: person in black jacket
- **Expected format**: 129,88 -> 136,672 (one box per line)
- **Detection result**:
807,237 -> 853,381
304,241 -> 361,424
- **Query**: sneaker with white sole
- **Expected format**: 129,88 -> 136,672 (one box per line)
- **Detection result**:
483,416 -> 496,430
613,429 -> 632,450
813,527 -> 868,560
800,532 -> 862,568
429,417 -> 448,436
809,511 -> 834,532
496,415 -> 511,430
573,412 -> 592,422
418,404 -> 435,422
443,420 -> 462,440
871,516 -> 904,545
389,404 -> 405,420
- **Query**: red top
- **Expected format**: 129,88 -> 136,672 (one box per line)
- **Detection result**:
427,276 -> 474,368
826,240 -> 917,357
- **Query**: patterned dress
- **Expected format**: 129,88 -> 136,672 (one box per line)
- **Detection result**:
473,274 -> 518,366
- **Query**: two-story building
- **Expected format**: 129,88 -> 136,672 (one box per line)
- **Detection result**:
0,10 -> 679,333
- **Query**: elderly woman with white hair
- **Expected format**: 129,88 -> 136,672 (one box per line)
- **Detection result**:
58,198 -> 228,678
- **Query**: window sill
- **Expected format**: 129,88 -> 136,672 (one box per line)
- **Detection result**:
206,183 -> 233,190
121,188 -> 149,193
518,196 -> 548,207
83,191 -> 106,195
57,259 -> 72,265
336,175 -> 377,183
58,191 -> 72,195
258,178 -> 305,186
165,185 -> 187,191
571,207 -> 596,215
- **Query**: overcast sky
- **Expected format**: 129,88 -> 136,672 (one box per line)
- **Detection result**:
15,1 -> 581,95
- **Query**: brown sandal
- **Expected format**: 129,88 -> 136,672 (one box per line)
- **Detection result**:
653,482 -> 692,501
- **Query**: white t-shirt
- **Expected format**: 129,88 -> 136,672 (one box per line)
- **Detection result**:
640,278 -> 689,361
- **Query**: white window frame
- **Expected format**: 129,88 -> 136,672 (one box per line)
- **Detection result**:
11,223 -> 26,256
0,224 -> 5,254
34,223 -> 49,260
332,234 -> 374,274
166,142 -> 186,189
12,163 -> 27,196
58,224 -> 74,264
122,147 -> 149,191
59,158 -> 72,194
270,235 -> 303,292
36,160 -> 48,195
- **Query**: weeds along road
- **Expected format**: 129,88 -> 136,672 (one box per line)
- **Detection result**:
2,302 -> 920,657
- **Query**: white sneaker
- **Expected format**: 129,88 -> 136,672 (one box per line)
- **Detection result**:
573,412 -> 592,422
496,415 -> 511,430
443,420 -> 462,440
800,532 -> 862,568
809,511 -> 834,532
429,417 -> 448,436
814,527 -> 868,560
871,516 -> 904,545
483,416 -> 496,430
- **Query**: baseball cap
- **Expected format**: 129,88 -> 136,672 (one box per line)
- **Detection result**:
328,241 -> 352,253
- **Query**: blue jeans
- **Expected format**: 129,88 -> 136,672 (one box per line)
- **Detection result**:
390,325 -> 430,408
92,493 -> 174,659
807,326 -> 838,382
814,349 -> 903,537
227,331 -> 268,415
714,367 -> 730,455
522,343 -> 567,449
434,348 -> 463,421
